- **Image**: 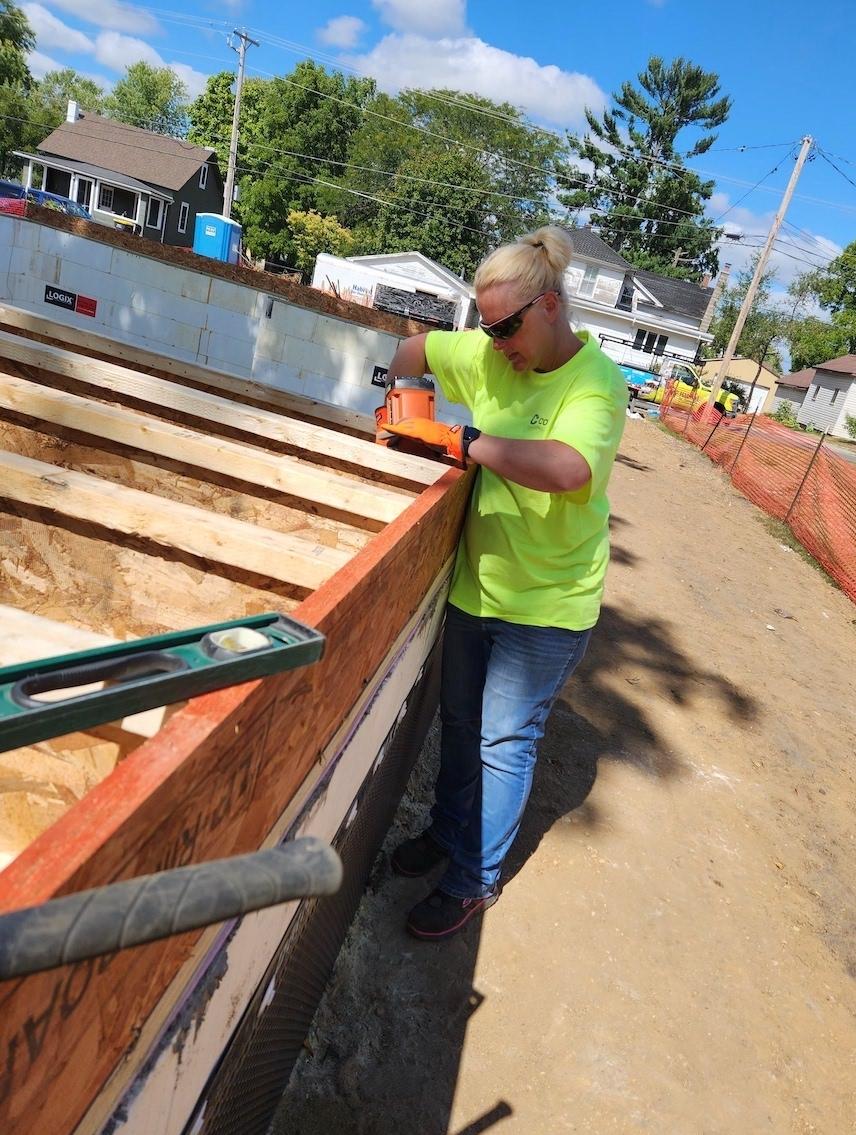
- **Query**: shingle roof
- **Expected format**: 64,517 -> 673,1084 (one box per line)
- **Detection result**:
565,227 -> 713,319
778,367 -> 814,390
13,150 -> 173,199
568,226 -> 632,269
816,354 -> 856,376
632,269 -> 713,320
37,113 -> 215,193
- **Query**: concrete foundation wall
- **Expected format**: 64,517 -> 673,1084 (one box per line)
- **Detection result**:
0,214 -> 470,424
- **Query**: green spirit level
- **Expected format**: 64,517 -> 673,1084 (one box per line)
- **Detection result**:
0,612 -> 324,751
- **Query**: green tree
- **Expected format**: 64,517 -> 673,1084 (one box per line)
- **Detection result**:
287,209 -> 354,274
0,0 -> 33,88
355,147 -> 493,277
0,0 -> 33,173
105,61 -> 189,136
330,87 -> 560,254
188,70 -> 269,175
235,60 -> 376,260
35,68 -> 106,117
786,241 -> 856,369
559,56 -> 731,280
705,257 -> 786,372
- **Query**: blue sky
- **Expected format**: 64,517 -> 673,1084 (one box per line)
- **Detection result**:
22,0 -> 856,293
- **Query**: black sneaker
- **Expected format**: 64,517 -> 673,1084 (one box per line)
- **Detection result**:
391,830 -> 449,877
406,888 -> 499,940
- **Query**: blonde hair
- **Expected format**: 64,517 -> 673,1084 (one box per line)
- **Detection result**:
474,225 -> 574,300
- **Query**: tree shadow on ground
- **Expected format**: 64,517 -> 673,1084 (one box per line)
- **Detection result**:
276,604 -> 758,1135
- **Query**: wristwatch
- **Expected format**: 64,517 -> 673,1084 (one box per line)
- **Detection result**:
462,426 -> 481,463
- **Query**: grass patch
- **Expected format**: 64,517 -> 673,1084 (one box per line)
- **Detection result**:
759,515 -> 840,590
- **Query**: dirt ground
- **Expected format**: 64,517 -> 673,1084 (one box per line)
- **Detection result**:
273,418 -> 856,1135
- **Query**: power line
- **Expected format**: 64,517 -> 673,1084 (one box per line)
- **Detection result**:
815,146 -> 856,195
714,159 -> 786,222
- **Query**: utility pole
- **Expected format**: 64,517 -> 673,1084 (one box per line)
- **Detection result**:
222,29 -> 258,220
708,135 -> 814,405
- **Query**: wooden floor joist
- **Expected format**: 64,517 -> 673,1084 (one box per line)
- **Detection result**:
0,329 -> 444,487
0,372 -> 413,529
0,450 -> 351,591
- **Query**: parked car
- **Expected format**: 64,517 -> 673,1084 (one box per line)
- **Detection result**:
26,187 -> 92,219
0,179 -> 25,199
0,179 -> 91,219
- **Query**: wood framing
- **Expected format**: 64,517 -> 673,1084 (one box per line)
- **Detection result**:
0,372 -> 412,529
0,317 -> 473,1135
0,467 -> 472,1135
0,450 -> 350,591
0,330 -> 443,488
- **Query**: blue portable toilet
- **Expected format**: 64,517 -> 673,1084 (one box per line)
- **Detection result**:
193,213 -> 242,264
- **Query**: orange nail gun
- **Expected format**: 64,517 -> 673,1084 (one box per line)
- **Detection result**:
374,376 -> 436,446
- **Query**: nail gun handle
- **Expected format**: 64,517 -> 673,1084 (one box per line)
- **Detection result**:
11,651 -> 187,709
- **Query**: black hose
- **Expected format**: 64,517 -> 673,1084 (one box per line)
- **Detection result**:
0,838 -> 342,980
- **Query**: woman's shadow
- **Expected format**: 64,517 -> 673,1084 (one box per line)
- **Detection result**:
504,601 -> 757,881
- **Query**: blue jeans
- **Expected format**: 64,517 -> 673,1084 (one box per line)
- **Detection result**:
429,604 -> 592,899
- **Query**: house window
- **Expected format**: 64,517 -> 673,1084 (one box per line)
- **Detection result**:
178,202 -> 189,234
831,387 -> 839,404
146,198 -> 163,229
578,265 -> 599,298
616,282 -> 634,310
811,386 -> 819,401
199,163 -> 208,190
633,329 -> 646,349
97,184 -> 137,218
653,334 -> 668,356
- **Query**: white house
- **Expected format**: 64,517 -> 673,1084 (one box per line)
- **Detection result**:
312,251 -> 475,330
313,229 -> 716,371
562,228 -> 716,370
795,356 -> 856,438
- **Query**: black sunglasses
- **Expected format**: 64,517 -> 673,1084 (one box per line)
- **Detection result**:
478,292 -> 548,340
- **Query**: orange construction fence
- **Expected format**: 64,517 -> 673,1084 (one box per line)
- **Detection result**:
659,382 -> 856,604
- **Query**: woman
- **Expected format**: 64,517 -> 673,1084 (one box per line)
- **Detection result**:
382,226 -> 627,940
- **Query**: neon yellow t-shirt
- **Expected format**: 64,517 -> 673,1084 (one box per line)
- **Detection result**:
425,329 -> 626,631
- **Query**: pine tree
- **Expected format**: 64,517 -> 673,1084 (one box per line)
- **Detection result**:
558,57 -> 731,281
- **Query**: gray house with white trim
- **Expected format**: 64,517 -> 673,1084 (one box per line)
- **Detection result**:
795,356 -> 856,438
15,102 -> 224,248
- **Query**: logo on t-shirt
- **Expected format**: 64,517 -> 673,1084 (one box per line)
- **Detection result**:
529,414 -> 548,427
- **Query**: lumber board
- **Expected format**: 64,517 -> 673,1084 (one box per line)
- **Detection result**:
0,464 -> 473,1135
0,372 -> 412,528
0,329 -> 443,487
0,450 -> 350,591
0,302 -> 376,437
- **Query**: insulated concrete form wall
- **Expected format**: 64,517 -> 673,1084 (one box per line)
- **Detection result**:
0,214 -> 470,424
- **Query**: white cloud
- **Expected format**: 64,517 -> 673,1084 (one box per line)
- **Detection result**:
40,0 -> 160,36
94,30 -> 162,72
169,62 -> 209,101
318,16 -> 366,49
371,0 -> 466,37
347,34 -> 606,128
23,4 -> 94,53
27,49 -> 61,79
90,33 -> 208,98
